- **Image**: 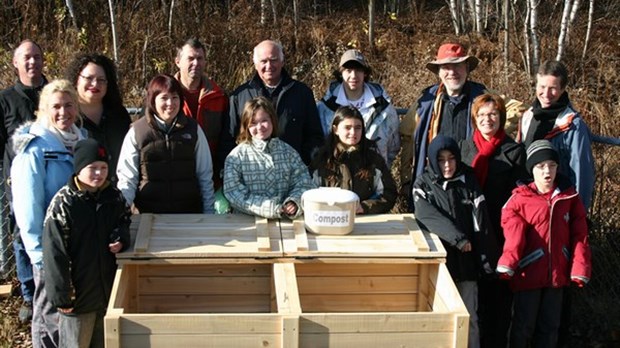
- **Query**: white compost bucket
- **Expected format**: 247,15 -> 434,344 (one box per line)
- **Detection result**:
301,187 -> 359,235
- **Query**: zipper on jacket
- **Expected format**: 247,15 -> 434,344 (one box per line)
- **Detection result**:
547,190 -> 579,286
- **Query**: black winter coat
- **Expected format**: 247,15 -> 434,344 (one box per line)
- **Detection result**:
413,166 -> 497,282
43,178 -> 130,314
460,137 -> 527,246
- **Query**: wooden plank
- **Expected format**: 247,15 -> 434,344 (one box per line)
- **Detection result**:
255,216 -> 271,251
453,313 -> 470,348
404,215 -> 430,252
295,263 -> 420,276
137,263 -> 272,277
121,334 -> 281,348
272,263 -> 301,314
118,313 -> 282,333
296,275 -> 419,294
0,284 -> 11,297
293,219 -> 308,251
434,263 -> 468,313
138,276 -> 272,295
281,315 -> 299,348
104,315 -> 120,348
137,294 -> 273,313
300,313 -> 456,332
417,263 -> 431,312
299,294 -> 418,312
133,213 -> 153,252
299,332 -> 452,348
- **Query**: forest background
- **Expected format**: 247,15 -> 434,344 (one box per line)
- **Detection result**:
0,0 -> 619,347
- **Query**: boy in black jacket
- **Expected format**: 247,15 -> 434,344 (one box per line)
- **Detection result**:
413,135 -> 497,348
43,138 -> 130,348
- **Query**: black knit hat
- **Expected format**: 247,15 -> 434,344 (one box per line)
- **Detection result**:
526,140 -> 559,174
73,138 -> 109,174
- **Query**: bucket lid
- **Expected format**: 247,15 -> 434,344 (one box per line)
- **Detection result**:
302,187 -> 359,205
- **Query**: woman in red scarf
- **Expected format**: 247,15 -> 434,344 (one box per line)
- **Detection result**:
460,93 -> 528,348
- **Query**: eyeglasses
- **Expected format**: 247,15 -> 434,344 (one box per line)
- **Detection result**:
79,74 -> 108,85
476,112 -> 499,119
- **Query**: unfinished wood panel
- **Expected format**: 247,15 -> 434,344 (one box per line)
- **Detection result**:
453,313 -> 470,348
138,263 -> 272,277
294,263 -> 419,277
417,263 -> 433,312
104,315 -> 120,348
272,263 -> 301,315
299,332 -> 453,348
138,275 -> 272,295
118,314 -> 283,334
296,275 -> 419,294
133,213 -> 153,252
138,294 -> 272,313
299,313 -> 456,333
0,284 -> 11,297
300,294 -> 418,312
281,315 -> 299,348
281,214 -> 446,258
120,334 -> 281,348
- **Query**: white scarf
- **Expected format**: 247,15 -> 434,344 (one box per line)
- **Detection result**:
48,124 -> 84,152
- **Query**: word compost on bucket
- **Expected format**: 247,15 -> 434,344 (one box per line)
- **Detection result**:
301,187 -> 359,235
311,210 -> 351,226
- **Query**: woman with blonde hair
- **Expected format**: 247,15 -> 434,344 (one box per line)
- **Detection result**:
11,79 -> 86,348
223,96 -> 315,218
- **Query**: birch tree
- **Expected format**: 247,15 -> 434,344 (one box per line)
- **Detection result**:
108,0 -> 118,63
65,0 -> 79,28
474,0 -> 483,33
168,0 -> 175,37
261,0 -> 268,25
448,0 -> 462,35
557,0 -> 581,61
369,0 -> 375,49
529,0 -> 540,73
503,0 -> 510,81
581,0 -> 595,60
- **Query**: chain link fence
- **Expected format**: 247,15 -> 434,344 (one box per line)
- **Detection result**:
0,175 -> 14,282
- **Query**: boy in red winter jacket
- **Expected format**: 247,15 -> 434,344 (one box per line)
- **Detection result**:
496,139 -> 591,348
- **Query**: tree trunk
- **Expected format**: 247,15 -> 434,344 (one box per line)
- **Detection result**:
529,0 -> 540,72
168,0 -> 175,37
270,0 -> 277,25
557,0 -> 573,61
581,0 -> 594,60
293,0 -> 299,47
369,0 -> 375,49
448,0 -> 461,35
503,0 -> 510,82
474,0 -> 483,33
523,0 -> 531,75
107,0 -> 118,63
64,0 -> 79,28
261,0 -> 268,25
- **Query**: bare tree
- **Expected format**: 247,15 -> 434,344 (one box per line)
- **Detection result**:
522,1 -> 531,75
529,0 -> 540,73
503,0 -> 510,81
448,0 -> 462,35
168,0 -> 175,37
474,0 -> 483,33
261,0 -> 268,25
581,0 -> 595,60
369,0 -> 376,49
108,0 -> 118,63
64,0 -> 79,28
293,0 -> 299,47
270,0 -> 277,25
557,0 -> 581,61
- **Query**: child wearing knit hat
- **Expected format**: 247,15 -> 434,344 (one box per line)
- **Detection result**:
497,139 -> 591,347
42,138 -> 131,347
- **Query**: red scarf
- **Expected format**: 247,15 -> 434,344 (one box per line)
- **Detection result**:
471,128 -> 506,188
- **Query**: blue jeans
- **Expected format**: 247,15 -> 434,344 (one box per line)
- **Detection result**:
14,224 -> 34,302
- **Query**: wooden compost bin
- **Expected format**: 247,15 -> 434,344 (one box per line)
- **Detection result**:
278,214 -> 470,348
105,213 -> 296,348
105,213 -> 469,348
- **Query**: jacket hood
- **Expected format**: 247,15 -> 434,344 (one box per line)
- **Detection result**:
11,121 -> 39,156
427,135 -> 462,177
514,172 -> 576,198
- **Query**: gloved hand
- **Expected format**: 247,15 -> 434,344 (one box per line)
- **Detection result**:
572,278 -> 586,288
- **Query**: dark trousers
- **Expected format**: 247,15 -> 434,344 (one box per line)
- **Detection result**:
478,278 -> 512,348
510,287 -> 564,348
14,229 -> 34,301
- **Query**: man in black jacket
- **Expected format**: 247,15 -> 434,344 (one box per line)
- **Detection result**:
0,39 -> 47,323
226,40 -> 324,165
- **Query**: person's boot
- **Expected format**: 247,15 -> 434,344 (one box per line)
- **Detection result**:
18,300 -> 32,323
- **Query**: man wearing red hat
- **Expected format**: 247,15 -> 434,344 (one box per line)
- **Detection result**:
400,42 -> 486,198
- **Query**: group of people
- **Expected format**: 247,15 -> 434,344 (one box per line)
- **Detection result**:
0,36 -> 593,348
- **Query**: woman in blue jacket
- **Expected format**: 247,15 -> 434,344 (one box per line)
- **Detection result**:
10,79 -> 86,348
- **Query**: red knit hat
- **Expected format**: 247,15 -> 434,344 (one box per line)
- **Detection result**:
426,43 -> 479,74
